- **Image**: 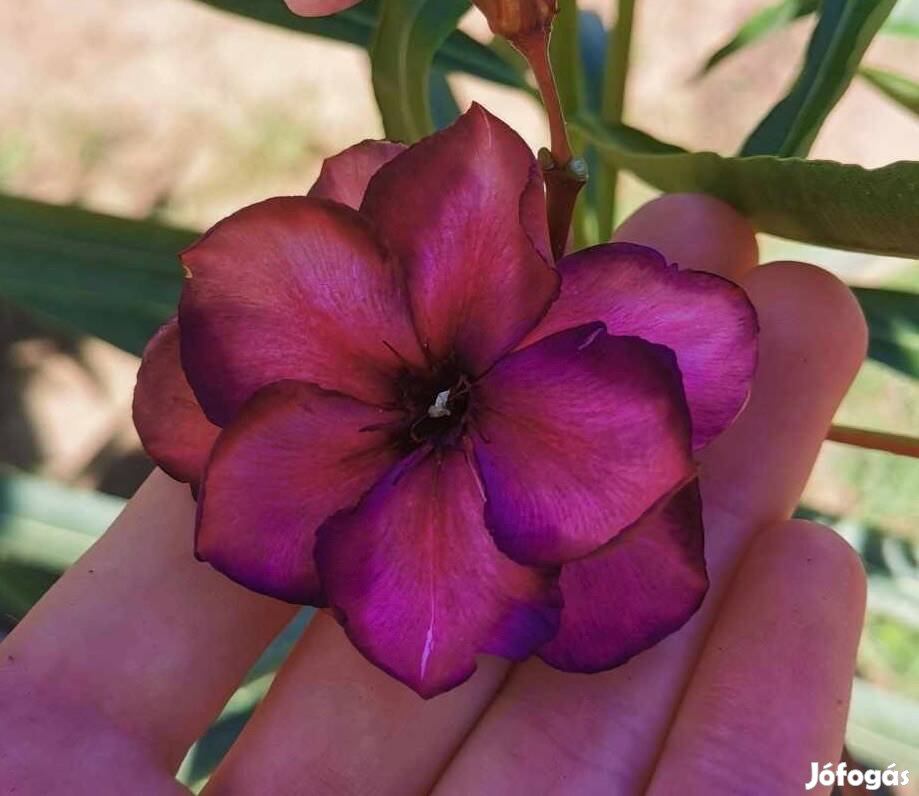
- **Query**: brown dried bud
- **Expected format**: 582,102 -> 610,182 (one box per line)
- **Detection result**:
473,0 -> 559,46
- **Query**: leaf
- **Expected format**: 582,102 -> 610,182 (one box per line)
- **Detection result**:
0,195 -> 190,355
549,0 -> 586,117
429,69 -> 461,130
0,469 -> 123,622
699,0 -> 819,76
859,65 -> 919,115
575,116 -> 919,257
740,0 -> 898,157
578,10 -> 607,114
370,0 -> 471,141
698,0 -> 917,75
851,287 -> 919,377
193,0 -> 524,89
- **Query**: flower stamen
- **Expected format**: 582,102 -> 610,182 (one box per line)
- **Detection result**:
428,389 -> 452,419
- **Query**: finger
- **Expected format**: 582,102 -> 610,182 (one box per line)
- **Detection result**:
201,194 -> 760,795
648,520 -> 865,794
202,613 -> 510,795
0,469 -> 296,771
613,193 -> 759,277
433,260 -> 866,793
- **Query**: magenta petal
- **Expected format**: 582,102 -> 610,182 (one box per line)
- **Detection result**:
361,104 -> 558,375
539,481 -> 707,673
132,318 -> 219,485
473,324 -> 694,566
308,140 -> 406,210
196,381 -> 402,605
315,447 -> 562,698
179,197 -> 424,425
522,243 -> 758,448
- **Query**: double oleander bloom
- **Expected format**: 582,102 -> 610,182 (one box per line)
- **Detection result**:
134,106 -> 757,697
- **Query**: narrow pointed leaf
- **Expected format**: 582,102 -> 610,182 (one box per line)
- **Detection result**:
549,0 -> 586,116
0,195 -> 189,354
850,286 -> 919,377
193,0 -> 523,88
429,69 -> 461,130
0,469 -> 123,621
741,0 -> 897,157
370,0 -> 470,141
576,117 -> 919,257
700,0 -> 819,76
859,65 -> 919,115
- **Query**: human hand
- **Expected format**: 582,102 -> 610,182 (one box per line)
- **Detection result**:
0,194 -> 868,796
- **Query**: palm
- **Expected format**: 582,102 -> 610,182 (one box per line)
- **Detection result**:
0,195 -> 867,796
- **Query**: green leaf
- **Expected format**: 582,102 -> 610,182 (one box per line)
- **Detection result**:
859,65 -> 919,115
194,0 -> 524,89
429,69 -> 461,130
741,0 -> 897,157
549,1 -> 586,117
698,0 -> 917,75
576,117 -> 919,257
0,195 -> 190,355
549,1 -> 594,248
370,0 -> 470,141
699,0 -> 819,76
851,287 -> 919,377
578,11 -> 607,114
0,469 -> 123,622
595,0 -> 637,240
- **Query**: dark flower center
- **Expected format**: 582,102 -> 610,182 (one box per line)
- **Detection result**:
393,355 -> 473,451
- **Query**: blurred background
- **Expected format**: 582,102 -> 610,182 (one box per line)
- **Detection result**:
0,0 -> 916,790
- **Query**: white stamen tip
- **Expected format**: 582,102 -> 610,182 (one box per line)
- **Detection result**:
428,389 -> 452,418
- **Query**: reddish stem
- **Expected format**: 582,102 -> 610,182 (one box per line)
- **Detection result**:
826,424 -> 919,458
516,31 -> 585,260
519,32 -> 571,166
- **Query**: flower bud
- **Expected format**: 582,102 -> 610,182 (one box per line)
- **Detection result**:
473,0 -> 559,46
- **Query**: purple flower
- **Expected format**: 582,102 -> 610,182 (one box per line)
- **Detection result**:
134,106 -> 757,698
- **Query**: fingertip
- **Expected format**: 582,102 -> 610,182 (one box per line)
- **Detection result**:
745,261 -> 868,374
647,517 -> 865,796
747,519 -> 867,622
700,261 -> 867,528
613,193 -> 758,279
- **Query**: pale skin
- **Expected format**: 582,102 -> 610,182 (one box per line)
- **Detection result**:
0,194 -> 868,795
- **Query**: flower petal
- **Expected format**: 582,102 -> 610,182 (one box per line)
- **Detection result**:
472,324 -> 694,566
196,380 -> 403,605
179,196 -> 424,425
308,140 -> 406,210
315,447 -> 561,698
539,480 -> 707,672
522,243 -> 758,448
361,104 -> 558,375
132,318 -> 219,485
285,0 -> 361,16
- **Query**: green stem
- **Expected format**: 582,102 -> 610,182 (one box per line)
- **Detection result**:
597,0 -> 636,239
